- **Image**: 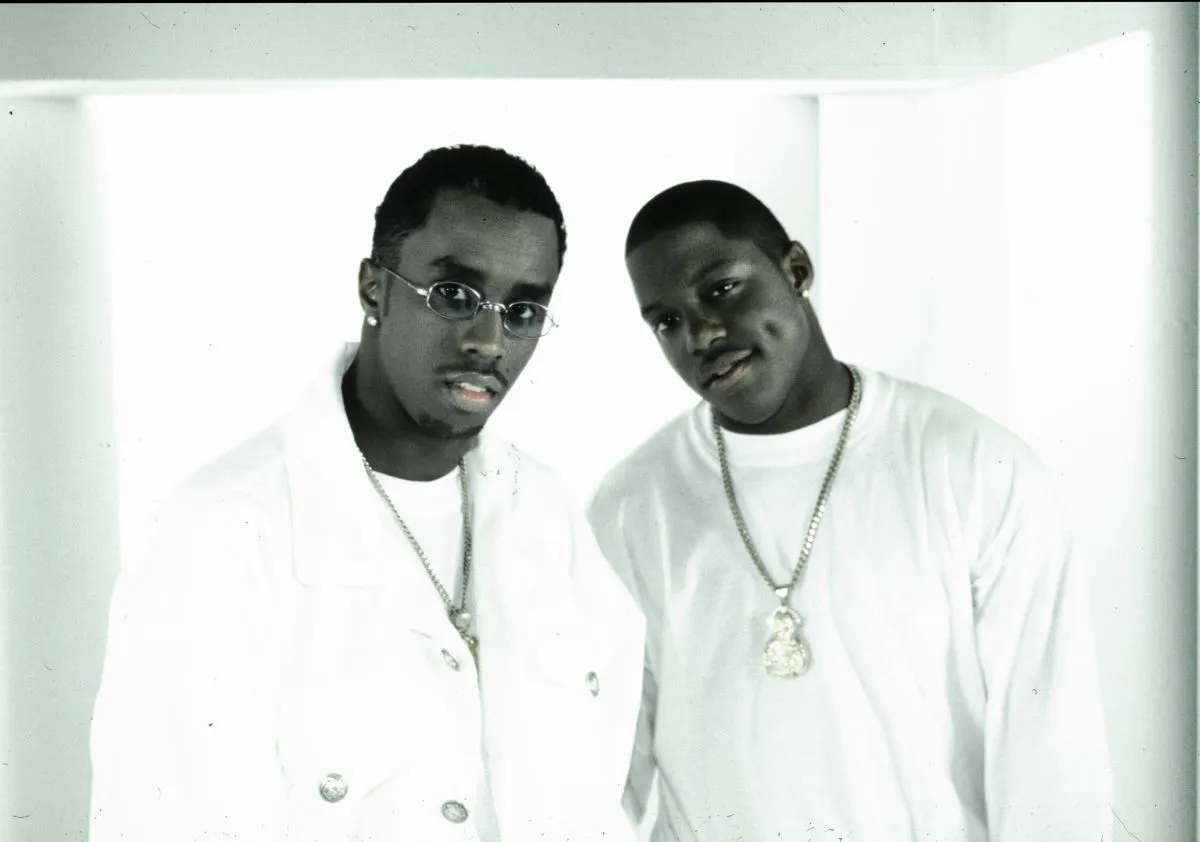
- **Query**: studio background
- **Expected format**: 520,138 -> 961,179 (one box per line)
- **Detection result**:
0,4 -> 1195,841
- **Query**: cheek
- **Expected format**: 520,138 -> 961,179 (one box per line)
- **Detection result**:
665,348 -> 699,386
760,305 -> 810,349
505,342 -> 538,375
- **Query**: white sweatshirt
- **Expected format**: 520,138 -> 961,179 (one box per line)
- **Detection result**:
587,365 -> 1113,842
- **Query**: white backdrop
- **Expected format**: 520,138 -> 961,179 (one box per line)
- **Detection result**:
0,4 -> 1194,842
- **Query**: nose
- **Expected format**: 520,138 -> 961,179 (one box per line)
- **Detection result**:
460,306 -> 506,360
685,312 -> 726,356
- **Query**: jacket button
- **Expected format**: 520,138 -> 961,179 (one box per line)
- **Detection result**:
441,648 -> 461,671
586,671 -> 600,697
441,800 -> 469,823
319,773 -> 348,803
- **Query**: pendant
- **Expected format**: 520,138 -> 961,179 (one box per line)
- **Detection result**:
450,607 -> 472,633
450,608 -> 478,663
762,606 -> 811,679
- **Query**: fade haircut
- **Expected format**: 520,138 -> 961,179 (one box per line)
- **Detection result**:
625,180 -> 791,261
372,144 -> 567,269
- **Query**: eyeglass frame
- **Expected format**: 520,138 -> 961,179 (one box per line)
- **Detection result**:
368,258 -> 557,340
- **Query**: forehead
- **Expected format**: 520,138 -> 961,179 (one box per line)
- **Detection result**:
402,189 -> 560,286
626,221 -> 768,299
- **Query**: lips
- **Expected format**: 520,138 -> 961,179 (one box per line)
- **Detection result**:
442,369 -> 505,413
443,371 -> 504,395
699,349 -> 754,387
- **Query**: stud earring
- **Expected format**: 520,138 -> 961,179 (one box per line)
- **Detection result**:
800,289 -> 811,300
366,315 -> 379,327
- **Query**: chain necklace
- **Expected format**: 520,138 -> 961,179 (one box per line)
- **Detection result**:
713,365 -> 862,679
360,453 -> 478,662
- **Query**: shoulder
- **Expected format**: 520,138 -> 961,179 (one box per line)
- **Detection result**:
588,406 -> 698,526
873,369 -> 1047,472
869,368 -> 1068,535
134,424 -> 289,578
162,424 -> 288,521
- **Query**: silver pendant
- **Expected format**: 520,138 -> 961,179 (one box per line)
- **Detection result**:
450,607 -> 472,633
450,608 -> 478,663
762,606 -> 811,679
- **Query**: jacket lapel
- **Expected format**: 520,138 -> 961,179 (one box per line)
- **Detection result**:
280,343 -> 447,636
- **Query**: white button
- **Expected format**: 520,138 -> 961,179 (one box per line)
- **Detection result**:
586,671 -> 600,697
441,648 -> 461,671
319,772 -> 348,803
441,800 -> 469,823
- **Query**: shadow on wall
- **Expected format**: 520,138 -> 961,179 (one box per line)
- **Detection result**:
0,98 -> 121,839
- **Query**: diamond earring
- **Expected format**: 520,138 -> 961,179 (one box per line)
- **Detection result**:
366,315 -> 379,327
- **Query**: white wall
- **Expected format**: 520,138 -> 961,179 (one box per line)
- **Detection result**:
0,4 -> 1194,842
0,98 -> 120,841
819,19 -> 1197,840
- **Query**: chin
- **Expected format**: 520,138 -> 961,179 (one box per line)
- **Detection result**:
712,393 -> 786,429
415,412 -> 488,441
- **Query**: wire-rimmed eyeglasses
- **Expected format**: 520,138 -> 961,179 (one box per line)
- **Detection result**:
371,259 -> 556,340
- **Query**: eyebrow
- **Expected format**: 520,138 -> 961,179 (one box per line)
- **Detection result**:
430,256 -> 553,302
638,258 -> 737,319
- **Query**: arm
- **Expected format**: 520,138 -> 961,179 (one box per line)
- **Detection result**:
971,456 -> 1114,840
89,494 -> 289,842
585,483 -> 662,835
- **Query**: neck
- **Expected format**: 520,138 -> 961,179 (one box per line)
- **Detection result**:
777,352 -> 854,432
342,350 -> 473,482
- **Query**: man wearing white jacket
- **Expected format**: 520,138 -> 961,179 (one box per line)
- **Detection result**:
90,144 -> 645,842
587,179 -> 1114,841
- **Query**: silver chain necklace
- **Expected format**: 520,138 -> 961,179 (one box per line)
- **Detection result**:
713,365 -> 862,679
360,453 -> 478,661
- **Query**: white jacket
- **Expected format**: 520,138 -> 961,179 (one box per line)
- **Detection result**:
90,344 -> 647,842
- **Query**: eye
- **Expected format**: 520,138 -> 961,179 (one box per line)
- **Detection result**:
433,282 -> 472,302
707,279 -> 741,299
506,302 -> 544,326
652,314 -> 680,336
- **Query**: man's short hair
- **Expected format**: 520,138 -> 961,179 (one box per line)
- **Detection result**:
625,180 -> 791,261
373,144 -> 567,268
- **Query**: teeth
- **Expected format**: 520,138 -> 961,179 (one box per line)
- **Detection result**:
454,382 -> 490,395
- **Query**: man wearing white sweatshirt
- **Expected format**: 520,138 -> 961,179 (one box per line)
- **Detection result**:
587,179 -> 1113,842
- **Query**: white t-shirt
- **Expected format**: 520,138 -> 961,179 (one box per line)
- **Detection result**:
374,469 -> 467,609
587,365 -> 1113,842
373,467 -> 499,842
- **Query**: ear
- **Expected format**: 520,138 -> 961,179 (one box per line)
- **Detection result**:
358,258 -> 389,318
783,241 -> 815,298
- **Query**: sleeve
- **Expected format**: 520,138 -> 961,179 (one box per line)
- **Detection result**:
970,449 -> 1114,841
586,479 -> 661,832
89,492 -> 290,842
622,664 -> 659,827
